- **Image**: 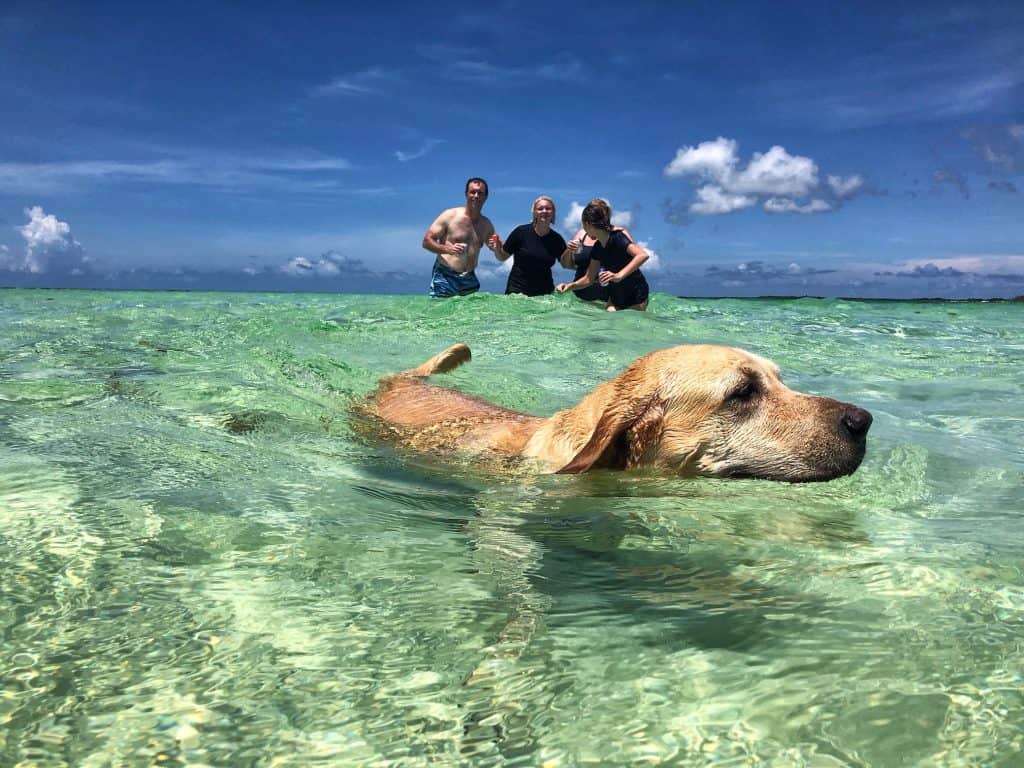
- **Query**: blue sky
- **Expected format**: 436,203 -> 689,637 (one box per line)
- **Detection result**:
1,0 -> 1022,298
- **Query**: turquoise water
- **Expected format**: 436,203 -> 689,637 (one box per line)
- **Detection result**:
1,288 -> 1022,767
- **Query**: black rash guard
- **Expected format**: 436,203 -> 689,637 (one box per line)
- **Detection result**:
571,239 -> 608,302
502,224 -> 566,296
589,230 -> 650,309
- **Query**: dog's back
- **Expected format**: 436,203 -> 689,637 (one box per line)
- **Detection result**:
358,344 -> 543,460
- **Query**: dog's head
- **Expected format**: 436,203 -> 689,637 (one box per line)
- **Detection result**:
554,345 -> 871,482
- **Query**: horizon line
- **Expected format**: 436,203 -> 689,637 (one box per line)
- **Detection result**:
3,285 -> 1022,302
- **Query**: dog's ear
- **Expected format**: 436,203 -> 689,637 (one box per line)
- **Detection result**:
556,397 -> 665,474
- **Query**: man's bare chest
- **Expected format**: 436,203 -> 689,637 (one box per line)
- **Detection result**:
447,215 -> 488,243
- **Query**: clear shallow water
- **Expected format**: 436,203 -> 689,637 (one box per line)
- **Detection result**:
1,288 -> 1022,767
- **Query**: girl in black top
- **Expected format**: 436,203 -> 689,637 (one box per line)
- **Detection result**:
556,200 -> 650,311
560,221 -> 635,303
494,196 -> 566,296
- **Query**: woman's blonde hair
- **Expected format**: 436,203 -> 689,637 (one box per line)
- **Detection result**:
531,196 -> 556,224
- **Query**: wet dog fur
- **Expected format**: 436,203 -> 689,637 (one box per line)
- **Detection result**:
359,343 -> 871,482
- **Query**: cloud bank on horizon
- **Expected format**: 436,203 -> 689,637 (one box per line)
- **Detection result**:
1,1 -> 1022,299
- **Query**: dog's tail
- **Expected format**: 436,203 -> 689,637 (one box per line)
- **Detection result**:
401,343 -> 472,378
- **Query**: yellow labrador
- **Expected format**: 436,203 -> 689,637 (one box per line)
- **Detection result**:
359,343 -> 871,482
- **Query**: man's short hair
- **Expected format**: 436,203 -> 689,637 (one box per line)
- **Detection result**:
465,177 -> 489,196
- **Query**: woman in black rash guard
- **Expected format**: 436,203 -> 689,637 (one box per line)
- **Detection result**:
556,199 -> 650,311
494,196 -> 566,296
559,200 -> 633,303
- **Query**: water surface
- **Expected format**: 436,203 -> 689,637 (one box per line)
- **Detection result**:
1,289 -> 1022,766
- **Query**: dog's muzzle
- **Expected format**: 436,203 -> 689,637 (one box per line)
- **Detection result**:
840,406 -> 873,440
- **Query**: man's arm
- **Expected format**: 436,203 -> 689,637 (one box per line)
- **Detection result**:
484,218 -> 510,261
422,209 -> 458,256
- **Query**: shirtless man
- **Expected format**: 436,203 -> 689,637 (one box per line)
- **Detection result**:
422,177 -> 502,298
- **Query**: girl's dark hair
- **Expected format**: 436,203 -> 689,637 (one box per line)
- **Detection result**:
581,199 -> 613,231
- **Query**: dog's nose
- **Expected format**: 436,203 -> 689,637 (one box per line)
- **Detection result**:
840,406 -> 873,438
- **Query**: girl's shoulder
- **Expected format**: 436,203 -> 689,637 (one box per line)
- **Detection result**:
610,229 -> 633,246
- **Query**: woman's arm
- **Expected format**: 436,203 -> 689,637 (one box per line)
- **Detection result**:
559,228 -> 585,269
557,257 -> 600,293
600,243 -> 648,284
490,226 -> 514,261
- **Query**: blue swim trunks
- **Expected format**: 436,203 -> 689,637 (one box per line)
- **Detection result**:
429,259 -> 480,298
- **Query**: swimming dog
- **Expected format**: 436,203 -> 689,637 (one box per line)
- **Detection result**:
359,343 -> 871,482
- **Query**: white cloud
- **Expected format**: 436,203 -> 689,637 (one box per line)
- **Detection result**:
665,139 -> 817,198
534,55 -> 585,82
281,256 -> 336,277
612,210 -> 633,228
312,67 -> 394,96
251,157 -> 352,172
664,137 -> 870,217
664,137 -> 738,180
0,152 -> 354,195
417,46 -> 585,84
636,240 -> 662,272
690,185 -> 757,215
729,146 -> 818,198
395,139 -> 444,163
897,255 -> 1024,275
280,250 -> 368,277
561,202 -> 585,233
213,225 -> 424,272
474,257 -> 512,281
2,206 -> 89,274
961,124 -> 1024,173
560,200 -> 633,234
763,197 -> 832,214
827,173 -> 866,198
982,145 -> 1015,169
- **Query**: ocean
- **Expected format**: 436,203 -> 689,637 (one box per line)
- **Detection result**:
1,288 -> 1022,766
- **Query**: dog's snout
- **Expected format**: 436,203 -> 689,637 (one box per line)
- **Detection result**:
840,406 -> 872,438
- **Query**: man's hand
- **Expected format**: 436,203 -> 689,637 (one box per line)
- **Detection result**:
486,234 -> 501,252
446,242 -> 467,256
555,282 -> 573,293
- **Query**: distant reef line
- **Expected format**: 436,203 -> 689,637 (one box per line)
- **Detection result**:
3,285 -> 1023,302
675,294 -> 1024,303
